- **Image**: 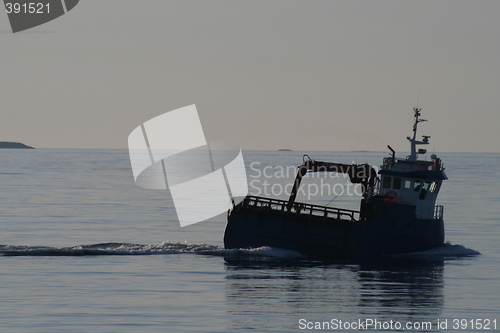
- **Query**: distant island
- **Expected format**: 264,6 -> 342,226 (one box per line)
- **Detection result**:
278,149 -> 293,151
0,141 -> 34,149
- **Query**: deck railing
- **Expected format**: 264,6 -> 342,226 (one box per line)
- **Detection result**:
382,157 -> 443,172
434,205 -> 444,220
240,196 -> 359,222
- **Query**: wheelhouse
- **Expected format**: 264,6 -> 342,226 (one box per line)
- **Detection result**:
375,108 -> 447,220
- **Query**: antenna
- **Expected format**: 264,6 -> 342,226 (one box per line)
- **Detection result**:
407,107 -> 430,162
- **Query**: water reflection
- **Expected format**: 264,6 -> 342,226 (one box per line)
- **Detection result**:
224,257 -> 445,332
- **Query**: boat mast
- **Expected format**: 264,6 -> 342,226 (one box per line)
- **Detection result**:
407,108 -> 430,161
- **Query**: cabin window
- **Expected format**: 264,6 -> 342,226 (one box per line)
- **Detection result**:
429,181 -> 441,193
393,177 -> 402,189
404,180 -> 412,189
382,176 -> 392,188
419,181 -> 431,200
414,180 -> 422,192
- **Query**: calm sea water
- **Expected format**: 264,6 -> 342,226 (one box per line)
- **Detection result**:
0,149 -> 498,333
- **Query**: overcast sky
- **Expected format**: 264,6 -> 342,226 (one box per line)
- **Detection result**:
1,0 -> 499,152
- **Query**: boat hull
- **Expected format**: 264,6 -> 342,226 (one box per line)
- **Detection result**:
224,197 -> 444,259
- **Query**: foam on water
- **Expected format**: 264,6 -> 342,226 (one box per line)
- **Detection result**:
0,242 -> 223,256
0,241 -> 478,259
0,242 -> 304,259
237,246 -> 306,258
403,242 -> 481,257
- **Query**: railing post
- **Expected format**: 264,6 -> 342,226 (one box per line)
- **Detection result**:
245,195 -> 361,223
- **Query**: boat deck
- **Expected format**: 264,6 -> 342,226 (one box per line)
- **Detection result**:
237,196 -> 360,222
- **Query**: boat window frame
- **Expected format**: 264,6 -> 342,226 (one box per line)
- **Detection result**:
429,181 -> 441,193
393,177 -> 402,190
414,180 -> 422,192
419,181 -> 431,200
404,179 -> 412,189
382,176 -> 392,189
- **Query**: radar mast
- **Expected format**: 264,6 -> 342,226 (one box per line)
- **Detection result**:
407,108 -> 430,161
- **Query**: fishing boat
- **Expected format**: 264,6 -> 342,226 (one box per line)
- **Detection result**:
224,108 -> 447,258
